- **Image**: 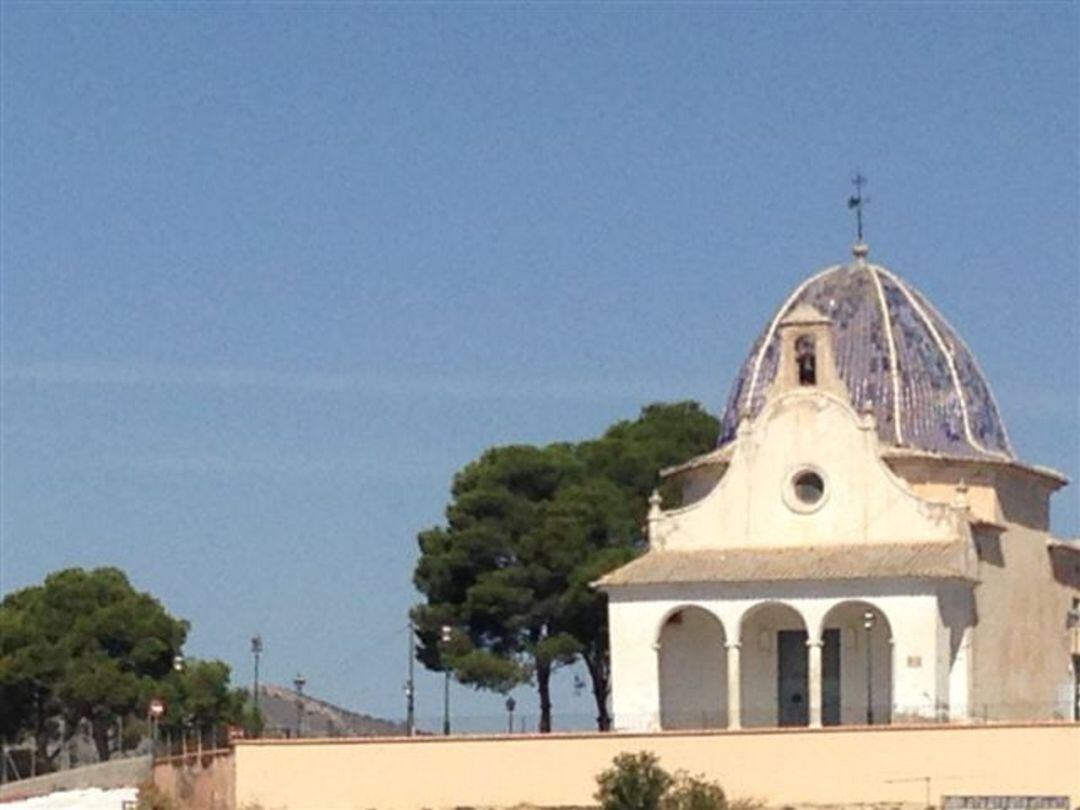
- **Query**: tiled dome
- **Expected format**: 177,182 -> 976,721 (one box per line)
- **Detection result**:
718,248 -> 1013,460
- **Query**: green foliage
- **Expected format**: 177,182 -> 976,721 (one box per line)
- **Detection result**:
412,402 -> 719,731
136,781 -> 176,810
240,702 -> 265,738
0,567 -> 242,763
595,754 -> 729,810
595,751 -> 675,810
663,772 -> 728,810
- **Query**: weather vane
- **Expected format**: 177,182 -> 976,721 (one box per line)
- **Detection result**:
847,172 -> 869,242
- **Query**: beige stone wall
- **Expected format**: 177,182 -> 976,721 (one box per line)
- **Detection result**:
879,457 -> 1075,721
153,750 -> 234,810
233,724 -> 1080,810
891,460 -> 1075,720
887,457 -> 1059,531
968,518 -> 1079,720
0,755 -> 151,802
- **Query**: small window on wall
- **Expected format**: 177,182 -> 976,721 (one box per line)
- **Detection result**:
783,467 -> 828,514
796,335 -> 816,385
793,470 -> 825,505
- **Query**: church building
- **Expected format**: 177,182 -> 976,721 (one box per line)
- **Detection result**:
597,241 -> 1080,731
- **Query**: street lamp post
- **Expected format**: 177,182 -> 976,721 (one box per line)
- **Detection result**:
863,610 -> 875,725
148,698 -> 165,757
293,673 -> 307,738
171,654 -> 185,752
505,696 -> 516,734
251,635 -> 263,735
405,618 -> 416,736
441,625 -> 453,736
403,681 -> 415,737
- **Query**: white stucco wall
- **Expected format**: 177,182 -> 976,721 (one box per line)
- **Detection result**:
653,391 -> 964,553
608,581 -> 951,731
657,606 -> 727,729
819,600 -> 894,725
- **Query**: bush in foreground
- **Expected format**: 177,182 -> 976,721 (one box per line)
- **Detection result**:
594,751 -> 734,810
595,752 -> 675,810
664,771 -> 728,810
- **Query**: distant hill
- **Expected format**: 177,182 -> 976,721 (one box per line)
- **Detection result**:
257,684 -> 406,738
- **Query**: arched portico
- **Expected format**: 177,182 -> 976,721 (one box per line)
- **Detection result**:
739,602 -> 809,727
657,606 -> 727,729
818,601 -> 893,725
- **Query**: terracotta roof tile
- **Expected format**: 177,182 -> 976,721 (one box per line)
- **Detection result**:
595,541 -> 976,588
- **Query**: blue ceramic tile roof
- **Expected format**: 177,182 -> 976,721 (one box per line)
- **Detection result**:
718,258 -> 1013,460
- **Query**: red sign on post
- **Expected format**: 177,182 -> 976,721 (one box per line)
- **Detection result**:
149,698 -> 166,718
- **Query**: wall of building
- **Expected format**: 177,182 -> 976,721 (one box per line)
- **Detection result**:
821,601 -> 893,725
739,602 -> 807,727
657,606 -> 727,729
654,392 -> 963,553
608,581 -> 944,731
889,458 -> 1059,533
885,450 -> 1077,722
968,498 -> 1079,720
231,724 -> 1080,810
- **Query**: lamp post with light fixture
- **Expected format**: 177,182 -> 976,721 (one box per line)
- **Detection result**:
405,617 -> 416,736
251,635 -> 263,733
293,674 -> 306,738
440,625 -> 453,736
505,696 -> 516,734
863,610 -> 875,725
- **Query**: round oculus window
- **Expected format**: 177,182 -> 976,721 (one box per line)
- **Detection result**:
792,470 -> 825,505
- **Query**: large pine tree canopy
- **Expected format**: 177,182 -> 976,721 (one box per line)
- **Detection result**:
412,401 -> 720,731
0,566 -> 248,763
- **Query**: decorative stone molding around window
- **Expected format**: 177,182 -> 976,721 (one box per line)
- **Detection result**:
783,465 -> 830,514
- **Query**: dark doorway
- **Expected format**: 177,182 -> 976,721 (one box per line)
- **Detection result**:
777,630 -> 809,726
822,628 -> 841,725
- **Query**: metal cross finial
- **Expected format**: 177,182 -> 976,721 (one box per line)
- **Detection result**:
847,172 -> 869,242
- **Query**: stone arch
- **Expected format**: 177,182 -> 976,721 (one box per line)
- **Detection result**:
739,601 -> 810,727
657,606 -> 727,730
818,600 -> 893,725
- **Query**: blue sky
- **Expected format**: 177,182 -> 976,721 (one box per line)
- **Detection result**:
2,4 -> 1077,729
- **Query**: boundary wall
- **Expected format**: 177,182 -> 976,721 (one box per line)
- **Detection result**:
233,722 -> 1080,810
0,755 -> 150,802
152,749 -> 233,810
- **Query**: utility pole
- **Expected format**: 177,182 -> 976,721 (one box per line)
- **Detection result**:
293,674 -> 307,738
251,635 -> 263,735
864,610 -> 875,725
405,619 -> 416,736
441,624 -> 453,736
505,696 -> 516,734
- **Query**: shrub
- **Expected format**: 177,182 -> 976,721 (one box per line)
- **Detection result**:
662,771 -> 727,810
725,798 -> 764,810
136,781 -> 176,810
595,752 -> 675,810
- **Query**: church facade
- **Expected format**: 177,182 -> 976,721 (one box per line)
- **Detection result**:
597,243 -> 1080,731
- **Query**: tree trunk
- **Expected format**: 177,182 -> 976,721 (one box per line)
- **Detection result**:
536,660 -> 552,733
91,719 -> 111,763
584,652 -> 612,731
33,694 -> 50,768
